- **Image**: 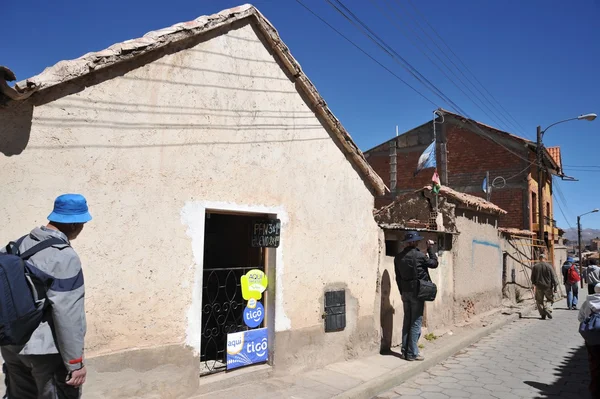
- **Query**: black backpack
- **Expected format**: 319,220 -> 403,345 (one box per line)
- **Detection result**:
0,237 -> 64,346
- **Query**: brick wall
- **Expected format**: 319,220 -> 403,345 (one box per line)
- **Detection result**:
365,121 -> 537,228
444,124 -> 530,229
365,150 -> 390,189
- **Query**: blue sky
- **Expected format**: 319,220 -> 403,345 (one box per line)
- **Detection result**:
3,0 -> 599,229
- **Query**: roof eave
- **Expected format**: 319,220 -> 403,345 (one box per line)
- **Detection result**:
0,4 -> 386,196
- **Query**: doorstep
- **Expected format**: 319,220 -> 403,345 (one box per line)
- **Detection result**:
189,302 -> 536,399
197,363 -> 272,395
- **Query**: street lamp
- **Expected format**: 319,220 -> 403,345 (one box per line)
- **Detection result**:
578,208 -> 600,288
536,113 -> 597,254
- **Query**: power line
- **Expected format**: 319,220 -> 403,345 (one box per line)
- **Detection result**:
385,0 -> 525,137
325,0 -> 463,112
564,169 -> 600,173
405,0 -> 531,139
553,193 -> 574,230
370,0 -> 516,135
503,164 -> 532,182
324,0 -> 539,166
554,177 -> 576,227
293,0 -> 438,107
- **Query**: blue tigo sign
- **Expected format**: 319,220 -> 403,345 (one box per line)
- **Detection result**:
243,299 -> 265,328
226,328 -> 268,370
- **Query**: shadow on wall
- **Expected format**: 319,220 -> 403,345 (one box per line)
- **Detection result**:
524,344 -> 591,398
0,101 -> 33,156
380,269 -> 394,353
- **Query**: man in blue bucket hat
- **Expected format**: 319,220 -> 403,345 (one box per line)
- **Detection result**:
2,194 -> 90,398
394,231 -> 438,361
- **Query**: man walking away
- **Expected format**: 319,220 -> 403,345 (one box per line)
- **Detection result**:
562,259 -> 581,310
1,194 -> 91,399
531,253 -> 559,319
587,259 -> 600,295
578,283 -> 600,398
394,231 -> 438,361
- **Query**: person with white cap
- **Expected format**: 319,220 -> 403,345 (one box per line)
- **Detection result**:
578,283 -> 600,397
1,194 -> 91,398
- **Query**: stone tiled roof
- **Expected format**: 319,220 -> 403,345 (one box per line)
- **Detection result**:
547,147 -> 562,172
429,185 -> 507,215
498,227 -> 536,237
0,4 -> 386,195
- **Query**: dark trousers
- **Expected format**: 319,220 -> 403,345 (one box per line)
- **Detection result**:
1,347 -> 80,399
589,284 -> 596,295
587,344 -> 600,398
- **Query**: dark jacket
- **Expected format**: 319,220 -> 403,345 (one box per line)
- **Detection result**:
394,246 -> 438,295
531,261 -> 559,290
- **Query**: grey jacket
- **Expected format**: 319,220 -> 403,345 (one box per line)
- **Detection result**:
587,265 -> 600,286
3,227 -> 86,371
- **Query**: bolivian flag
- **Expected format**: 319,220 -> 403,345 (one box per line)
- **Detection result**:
432,170 -> 441,194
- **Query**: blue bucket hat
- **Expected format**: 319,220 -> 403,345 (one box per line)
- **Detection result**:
402,231 -> 424,243
48,194 -> 92,224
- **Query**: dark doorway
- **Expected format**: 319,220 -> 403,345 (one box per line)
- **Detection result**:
200,212 -> 266,375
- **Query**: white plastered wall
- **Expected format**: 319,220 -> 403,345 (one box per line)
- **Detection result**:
0,22 -> 381,360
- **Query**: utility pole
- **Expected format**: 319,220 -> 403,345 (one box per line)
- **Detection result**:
537,125 -> 545,256
485,171 -> 491,202
578,215 -> 583,288
577,209 -> 599,287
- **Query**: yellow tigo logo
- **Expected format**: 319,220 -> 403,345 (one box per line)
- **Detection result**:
241,269 -> 268,300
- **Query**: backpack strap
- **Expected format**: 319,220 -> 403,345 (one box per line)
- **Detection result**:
5,235 -> 27,255
19,237 -> 68,260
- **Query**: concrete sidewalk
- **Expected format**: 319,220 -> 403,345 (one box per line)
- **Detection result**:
190,302 -> 536,399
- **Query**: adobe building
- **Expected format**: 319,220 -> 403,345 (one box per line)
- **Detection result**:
0,5 -> 386,397
365,109 -> 563,263
375,185 -> 507,349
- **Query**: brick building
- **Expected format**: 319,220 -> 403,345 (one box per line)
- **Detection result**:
364,109 -> 563,246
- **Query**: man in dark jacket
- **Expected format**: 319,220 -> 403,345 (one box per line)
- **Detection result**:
394,231 -> 438,361
531,253 -> 559,319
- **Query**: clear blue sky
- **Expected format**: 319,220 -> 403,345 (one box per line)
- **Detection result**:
3,0 -> 599,229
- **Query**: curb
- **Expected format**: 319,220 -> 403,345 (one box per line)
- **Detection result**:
332,304 -> 537,399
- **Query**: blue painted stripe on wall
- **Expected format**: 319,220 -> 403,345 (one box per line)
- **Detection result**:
472,239 -> 501,249
471,240 -> 503,279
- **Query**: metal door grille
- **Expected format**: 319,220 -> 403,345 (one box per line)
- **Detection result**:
200,266 -> 256,375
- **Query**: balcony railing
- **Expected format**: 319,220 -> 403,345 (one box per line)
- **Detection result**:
532,215 -> 556,227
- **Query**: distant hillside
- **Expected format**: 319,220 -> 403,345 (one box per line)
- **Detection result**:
564,228 -> 600,244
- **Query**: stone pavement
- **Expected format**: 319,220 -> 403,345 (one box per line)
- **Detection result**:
189,304 -> 537,399
375,295 -> 590,399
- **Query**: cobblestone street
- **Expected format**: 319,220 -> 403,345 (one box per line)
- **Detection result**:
376,295 -> 591,399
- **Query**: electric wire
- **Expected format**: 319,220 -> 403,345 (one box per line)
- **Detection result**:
374,0 -> 517,135
324,0 -> 539,166
293,0 -> 440,107
405,0 -> 531,139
